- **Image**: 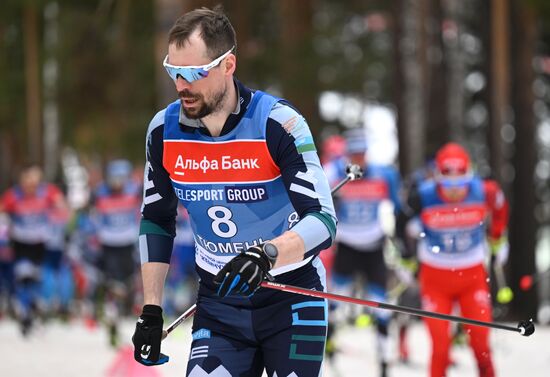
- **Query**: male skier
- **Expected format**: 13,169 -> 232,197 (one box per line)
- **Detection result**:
93,159 -> 141,346
0,165 -> 66,335
324,128 -> 401,377
132,6 -> 337,377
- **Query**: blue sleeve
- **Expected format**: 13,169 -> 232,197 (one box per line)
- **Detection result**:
265,102 -> 337,259
139,110 -> 178,264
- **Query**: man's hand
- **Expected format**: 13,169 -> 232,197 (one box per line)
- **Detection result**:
214,243 -> 276,297
132,305 -> 169,366
396,257 -> 418,286
489,235 -> 509,266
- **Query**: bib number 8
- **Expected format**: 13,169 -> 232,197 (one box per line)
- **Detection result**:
207,206 -> 237,238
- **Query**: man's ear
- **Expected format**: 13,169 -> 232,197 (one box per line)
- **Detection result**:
224,54 -> 237,76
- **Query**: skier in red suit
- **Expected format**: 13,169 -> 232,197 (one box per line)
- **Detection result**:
397,142 -> 509,377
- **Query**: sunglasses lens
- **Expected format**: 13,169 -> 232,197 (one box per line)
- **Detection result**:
188,69 -> 208,81
440,176 -> 470,188
166,67 -> 209,83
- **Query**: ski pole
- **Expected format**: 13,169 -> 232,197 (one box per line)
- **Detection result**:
330,163 -> 363,193
162,304 -> 196,339
164,278 -> 535,339
162,164 -> 363,339
260,281 -> 535,337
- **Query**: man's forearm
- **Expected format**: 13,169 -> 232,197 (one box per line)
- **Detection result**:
141,262 -> 170,306
270,211 -> 335,266
270,231 -> 305,269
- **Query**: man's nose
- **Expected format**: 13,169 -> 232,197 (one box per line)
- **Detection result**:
175,76 -> 192,92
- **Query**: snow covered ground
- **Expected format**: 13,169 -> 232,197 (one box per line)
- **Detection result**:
1,317 -> 548,377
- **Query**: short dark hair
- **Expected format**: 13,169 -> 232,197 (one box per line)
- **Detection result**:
168,5 -> 236,60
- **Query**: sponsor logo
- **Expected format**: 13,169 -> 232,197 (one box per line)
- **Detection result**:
172,185 -> 268,203
340,179 -> 389,200
282,116 -> 300,134
266,282 -> 285,288
421,204 -> 487,229
225,185 -> 268,203
140,344 -> 151,359
192,328 -> 211,340
163,140 -> 280,183
173,188 -> 225,202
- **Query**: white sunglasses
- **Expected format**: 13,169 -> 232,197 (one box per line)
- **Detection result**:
163,47 -> 234,83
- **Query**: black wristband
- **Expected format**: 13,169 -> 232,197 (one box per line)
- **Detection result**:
142,304 -> 163,317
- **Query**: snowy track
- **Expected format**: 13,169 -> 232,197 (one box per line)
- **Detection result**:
1,318 -> 548,377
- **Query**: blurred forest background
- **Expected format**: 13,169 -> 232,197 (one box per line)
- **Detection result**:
1,0 -> 549,321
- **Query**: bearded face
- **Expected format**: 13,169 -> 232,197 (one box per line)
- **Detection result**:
179,80 -> 228,119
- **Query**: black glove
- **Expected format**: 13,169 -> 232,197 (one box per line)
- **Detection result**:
132,305 -> 169,366
214,243 -> 276,297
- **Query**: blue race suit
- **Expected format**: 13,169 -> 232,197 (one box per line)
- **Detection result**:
324,158 -> 402,365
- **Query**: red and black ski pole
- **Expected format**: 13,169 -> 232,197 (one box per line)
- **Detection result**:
260,281 -> 535,337
164,279 -> 535,339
